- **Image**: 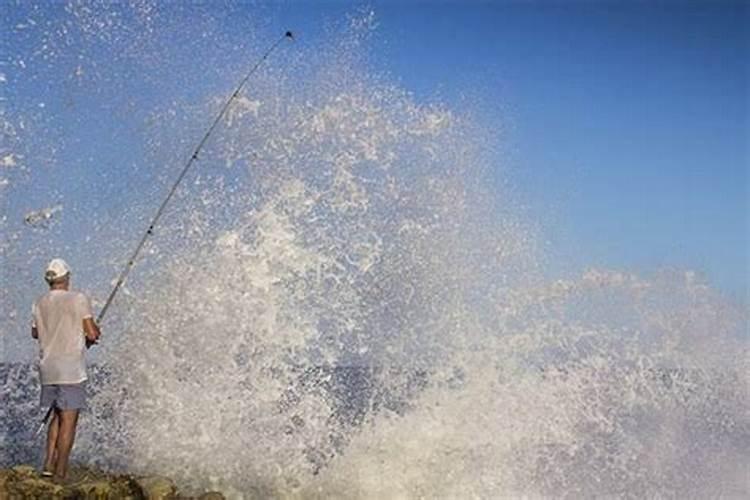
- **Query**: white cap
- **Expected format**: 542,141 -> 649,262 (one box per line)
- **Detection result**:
45,258 -> 71,282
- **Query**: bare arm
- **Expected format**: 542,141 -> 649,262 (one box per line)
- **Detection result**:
83,317 -> 101,348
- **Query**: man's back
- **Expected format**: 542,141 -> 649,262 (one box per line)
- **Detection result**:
32,290 -> 92,385
32,258 -> 100,481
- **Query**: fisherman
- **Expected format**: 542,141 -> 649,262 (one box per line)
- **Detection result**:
31,258 -> 100,481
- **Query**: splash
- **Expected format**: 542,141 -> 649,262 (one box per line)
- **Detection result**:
1,2 -> 747,498
23,204 -> 63,228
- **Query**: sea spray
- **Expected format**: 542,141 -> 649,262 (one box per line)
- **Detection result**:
307,270 -> 748,498
75,20 -> 544,492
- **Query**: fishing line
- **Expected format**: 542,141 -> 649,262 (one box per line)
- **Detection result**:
96,30 -> 294,324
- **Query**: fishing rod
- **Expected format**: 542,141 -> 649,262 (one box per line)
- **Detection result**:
33,31 -> 294,440
96,30 -> 294,325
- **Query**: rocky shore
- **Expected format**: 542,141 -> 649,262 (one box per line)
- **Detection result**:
0,465 -> 225,499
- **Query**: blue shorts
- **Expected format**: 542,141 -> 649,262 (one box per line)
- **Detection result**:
40,382 -> 87,410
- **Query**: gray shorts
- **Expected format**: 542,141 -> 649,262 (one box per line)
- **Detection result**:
40,382 -> 87,410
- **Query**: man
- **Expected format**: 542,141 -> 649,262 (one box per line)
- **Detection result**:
31,258 -> 100,481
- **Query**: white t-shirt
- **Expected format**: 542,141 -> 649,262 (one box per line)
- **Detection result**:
31,290 -> 93,385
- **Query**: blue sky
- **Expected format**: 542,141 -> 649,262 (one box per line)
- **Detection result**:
4,1 -> 748,303
271,0 -> 748,301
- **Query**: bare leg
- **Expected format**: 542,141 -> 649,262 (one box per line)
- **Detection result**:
53,409 -> 79,480
43,410 -> 59,473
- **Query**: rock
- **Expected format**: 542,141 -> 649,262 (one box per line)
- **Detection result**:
2,466 -> 63,498
0,465 -> 224,499
75,479 -> 119,497
0,468 -> 12,491
135,475 -> 177,500
10,465 -> 36,477
0,465 -> 142,499
198,493 -> 226,500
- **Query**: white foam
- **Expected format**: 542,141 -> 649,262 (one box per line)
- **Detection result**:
23,204 -> 63,227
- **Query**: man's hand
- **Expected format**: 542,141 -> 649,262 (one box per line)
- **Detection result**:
83,317 -> 101,348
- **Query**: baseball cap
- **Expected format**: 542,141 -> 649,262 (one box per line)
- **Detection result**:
45,258 -> 71,282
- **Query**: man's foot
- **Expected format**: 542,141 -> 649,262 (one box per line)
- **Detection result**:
63,466 -> 89,485
42,460 -> 56,477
